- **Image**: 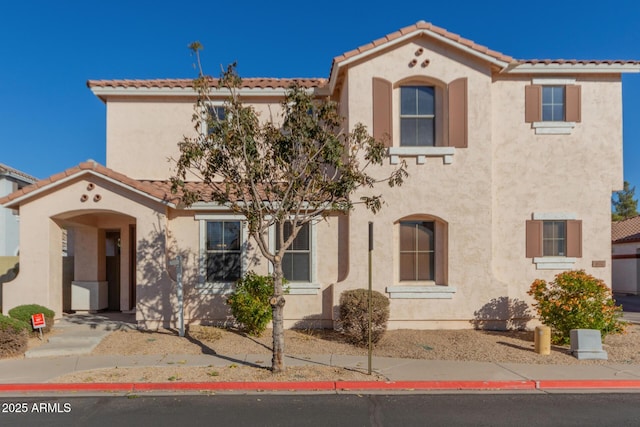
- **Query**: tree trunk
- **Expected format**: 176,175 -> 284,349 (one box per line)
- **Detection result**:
271,260 -> 286,373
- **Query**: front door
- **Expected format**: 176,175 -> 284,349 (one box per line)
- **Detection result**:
106,231 -> 121,311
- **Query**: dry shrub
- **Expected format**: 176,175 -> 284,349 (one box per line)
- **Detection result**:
339,289 -> 389,346
0,314 -> 29,358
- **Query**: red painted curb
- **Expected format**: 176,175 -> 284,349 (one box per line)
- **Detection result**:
2,380 -> 640,393
537,380 -> 640,389
132,381 -> 336,391
335,380 -> 536,390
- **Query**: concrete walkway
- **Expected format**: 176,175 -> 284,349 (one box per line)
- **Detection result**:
1,304 -> 640,393
24,312 -> 137,358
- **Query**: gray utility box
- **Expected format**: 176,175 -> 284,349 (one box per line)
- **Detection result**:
570,329 -> 608,360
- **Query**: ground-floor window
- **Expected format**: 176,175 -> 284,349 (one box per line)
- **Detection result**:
399,220 -> 435,281
205,220 -> 242,282
275,222 -> 311,282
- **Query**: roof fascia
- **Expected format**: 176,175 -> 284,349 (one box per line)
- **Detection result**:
328,29 -> 511,94
3,170 -> 175,209
90,86 -> 316,100
0,171 -> 36,185
504,63 -> 640,74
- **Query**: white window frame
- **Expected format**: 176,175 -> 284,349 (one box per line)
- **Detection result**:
202,102 -> 226,136
195,213 -> 248,294
268,220 -> 319,295
532,212 -> 577,270
400,85 -> 436,147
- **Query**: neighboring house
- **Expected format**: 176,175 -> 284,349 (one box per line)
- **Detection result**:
1,21 -> 639,329
0,164 -> 36,256
612,216 -> 640,295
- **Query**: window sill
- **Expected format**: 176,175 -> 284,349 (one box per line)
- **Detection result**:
388,147 -> 455,165
533,257 -> 577,270
386,285 -> 456,299
287,283 -> 321,295
532,122 -> 576,135
196,282 -> 235,295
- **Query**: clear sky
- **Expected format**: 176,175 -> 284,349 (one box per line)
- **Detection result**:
1,0 -> 639,195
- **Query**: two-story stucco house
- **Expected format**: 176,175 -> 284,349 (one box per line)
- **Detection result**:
2,22 -> 639,329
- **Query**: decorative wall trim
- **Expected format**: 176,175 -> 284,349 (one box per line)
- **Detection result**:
533,257 -> 577,270
388,147 -> 455,165
386,285 -> 456,299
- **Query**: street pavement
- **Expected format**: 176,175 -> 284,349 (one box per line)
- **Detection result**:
1,297 -> 640,394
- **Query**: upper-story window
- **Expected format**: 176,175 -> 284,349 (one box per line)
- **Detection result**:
525,79 -> 581,134
372,77 -> 467,165
206,105 -> 226,135
400,86 -> 435,146
541,86 -> 565,122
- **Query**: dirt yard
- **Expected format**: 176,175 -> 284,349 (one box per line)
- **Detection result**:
51,324 -> 640,383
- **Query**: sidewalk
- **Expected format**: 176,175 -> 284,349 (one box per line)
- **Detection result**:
1,310 -> 640,393
2,352 -> 640,393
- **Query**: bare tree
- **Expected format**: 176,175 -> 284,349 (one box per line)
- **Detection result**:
172,44 -> 407,372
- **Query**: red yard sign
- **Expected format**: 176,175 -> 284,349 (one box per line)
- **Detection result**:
31,313 -> 46,329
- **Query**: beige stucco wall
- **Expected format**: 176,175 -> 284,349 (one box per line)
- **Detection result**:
106,96 -> 285,180
164,210 -> 341,329
335,36 -> 498,328
491,76 -> 622,300
327,37 -> 623,329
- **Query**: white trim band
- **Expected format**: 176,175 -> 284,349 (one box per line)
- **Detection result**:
532,212 -> 578,220
386,285 -> 456,299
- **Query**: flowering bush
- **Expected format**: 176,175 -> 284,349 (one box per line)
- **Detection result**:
528,270 -> 626,344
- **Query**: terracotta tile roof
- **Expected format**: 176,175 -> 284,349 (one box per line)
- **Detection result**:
0,161 -> 176,207
0,163 -> 37,183
87,77 -> 327,90
612,216 -> 640,243
520,59 -> 640,66
330,21 -> 515,73
0,161 -> 277,208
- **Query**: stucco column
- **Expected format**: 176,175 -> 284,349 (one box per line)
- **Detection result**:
135,211 -> 172,328
73,227 -> 106,281
72,226 -> 107,312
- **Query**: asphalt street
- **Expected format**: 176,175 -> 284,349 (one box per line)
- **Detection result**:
1,393 -> 640,427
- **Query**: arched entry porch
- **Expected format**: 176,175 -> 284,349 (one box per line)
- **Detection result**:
54,210 -> 136,313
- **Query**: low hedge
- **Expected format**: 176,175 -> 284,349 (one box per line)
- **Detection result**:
0,314 -> 29,358
8,304 -> 55,334
339,289 -> 390,346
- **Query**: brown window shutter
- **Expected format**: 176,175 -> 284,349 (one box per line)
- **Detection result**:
526,220 -> 542,258
525,85 -> 542,123
565,85 -> 581,123
448,77 -> 468,148
566,220 -> 582,257
372,77 -> 393,147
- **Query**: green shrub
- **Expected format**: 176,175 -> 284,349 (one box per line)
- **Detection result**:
528,270 -> 626,345
226,272 -> 276,337
8,304 -> 55,334
339,289 -> 390,346
0,314 -> 29,358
